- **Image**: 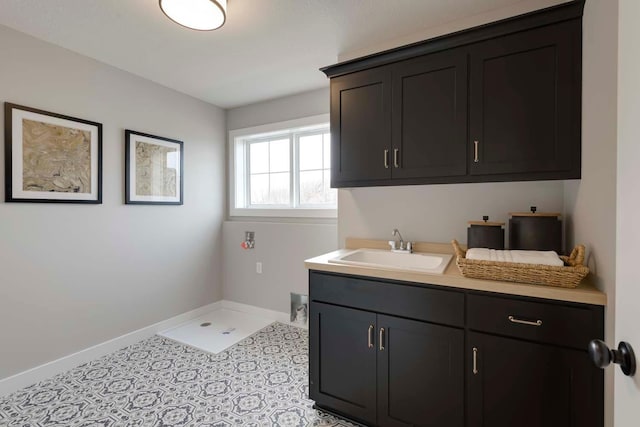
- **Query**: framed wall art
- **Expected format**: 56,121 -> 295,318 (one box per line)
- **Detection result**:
125,130 -> 183,205
4,103 -> 102,203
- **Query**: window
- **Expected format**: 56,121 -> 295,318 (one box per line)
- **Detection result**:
229,114 -> 336,218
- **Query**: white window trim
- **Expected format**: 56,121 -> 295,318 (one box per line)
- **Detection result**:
228,114 -> 336,219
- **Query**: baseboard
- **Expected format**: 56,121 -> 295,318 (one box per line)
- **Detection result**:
0,300 -> 221,398
218,299 -> 307,330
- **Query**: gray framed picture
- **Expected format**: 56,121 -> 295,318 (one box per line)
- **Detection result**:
4,102 -> 102,203
125,130 -> 183,205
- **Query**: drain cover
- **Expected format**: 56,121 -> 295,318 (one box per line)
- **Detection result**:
200,322 -> 212,327
221,327 -> 236,335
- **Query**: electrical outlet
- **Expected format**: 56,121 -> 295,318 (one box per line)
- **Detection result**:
256,262 -> 262,274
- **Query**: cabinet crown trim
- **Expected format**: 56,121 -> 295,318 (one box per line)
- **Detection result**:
320,0 -> 585,78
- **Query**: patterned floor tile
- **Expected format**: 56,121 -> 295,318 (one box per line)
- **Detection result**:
0,323 -> 355,427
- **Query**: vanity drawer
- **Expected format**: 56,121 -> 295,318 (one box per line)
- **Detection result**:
309,271 -> 464,327
467,293 -> 603,350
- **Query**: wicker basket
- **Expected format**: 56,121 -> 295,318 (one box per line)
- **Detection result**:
451,240 -> 589,288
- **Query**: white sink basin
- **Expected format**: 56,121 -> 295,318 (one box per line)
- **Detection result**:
329,249 -> 453,275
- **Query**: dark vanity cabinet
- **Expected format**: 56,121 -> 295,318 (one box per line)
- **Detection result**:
322,1 -> 584,188
310,272 -> 465,426
466,294 -> 603,427
308,271 -> 604,427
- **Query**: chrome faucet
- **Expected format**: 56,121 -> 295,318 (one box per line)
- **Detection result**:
389,228 -> 412,253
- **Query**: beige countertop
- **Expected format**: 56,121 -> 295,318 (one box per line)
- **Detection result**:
304,238 -> 606,306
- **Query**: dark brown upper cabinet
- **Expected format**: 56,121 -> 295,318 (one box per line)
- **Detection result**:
391,49 -> 468,180
321,0 -> 584,188
330,67 -> 392,184
469,20 -> 581,179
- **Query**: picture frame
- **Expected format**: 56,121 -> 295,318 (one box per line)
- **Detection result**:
125,129 -> 183,205
4,102 -> 102,203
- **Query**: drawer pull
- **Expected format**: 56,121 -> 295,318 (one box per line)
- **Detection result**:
508,315 -> 543,327
384,149 -> 389,169
379,327 -> 385,351
393,148 -> 399,168
368,325 -> 374,349
474,140 -> 479,163
473,347 -> 478,375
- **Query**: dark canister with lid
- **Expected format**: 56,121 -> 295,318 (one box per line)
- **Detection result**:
467,216 -> 505,249
509,206 -> 562,253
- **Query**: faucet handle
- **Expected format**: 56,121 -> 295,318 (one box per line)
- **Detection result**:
388,240 -> 397,250
407,242 -> 413,252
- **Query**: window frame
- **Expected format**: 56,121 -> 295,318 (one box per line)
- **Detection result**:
229,114 -> 336,218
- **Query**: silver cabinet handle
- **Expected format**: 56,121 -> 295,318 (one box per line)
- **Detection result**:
384,149 -> 389,169
474,140 -> 479,163
379,327 -> 385,351
393,148 -> 399,168
508,315 -> 543,327
473,347 -> 478,375
368,325 -> 374,349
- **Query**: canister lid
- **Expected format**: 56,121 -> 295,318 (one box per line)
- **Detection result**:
468,215 -> 504,227
468,221 -> 505,227
509,212 -> 561,217
509,206 -> 561,218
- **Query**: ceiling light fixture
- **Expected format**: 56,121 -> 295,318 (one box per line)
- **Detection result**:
159,0 -> 227,31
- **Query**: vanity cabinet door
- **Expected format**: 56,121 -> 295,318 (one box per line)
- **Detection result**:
377,315 -> 464,427
309,302 -> 378,425
467,332 -> 603,427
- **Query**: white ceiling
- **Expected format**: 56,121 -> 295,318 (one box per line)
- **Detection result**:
0,0 -> 534,109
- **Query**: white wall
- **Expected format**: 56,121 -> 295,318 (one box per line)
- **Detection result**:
224,88 -> 337,314
0,25 -> 226,379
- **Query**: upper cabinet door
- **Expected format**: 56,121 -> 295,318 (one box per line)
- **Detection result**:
391,50 -> 468,179
469,20 -> 581,177
330,67 -> 392,186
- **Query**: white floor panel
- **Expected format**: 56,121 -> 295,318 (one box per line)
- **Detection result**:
157,308 -> 274,354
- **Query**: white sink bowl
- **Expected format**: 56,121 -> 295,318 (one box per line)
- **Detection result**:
329,249 -> 453,275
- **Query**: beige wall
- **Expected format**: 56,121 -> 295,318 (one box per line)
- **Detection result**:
222,221 -> 337,313
338,181 -> 564,246
0,25 -> 226,379
616,0 -> 640,421
564,2 -> 619,425
225,88 -> 338,314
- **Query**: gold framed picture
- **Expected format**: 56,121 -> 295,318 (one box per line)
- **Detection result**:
4,103 -> 102,203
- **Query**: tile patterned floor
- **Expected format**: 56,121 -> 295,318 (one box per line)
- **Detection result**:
0,323 -> 356,427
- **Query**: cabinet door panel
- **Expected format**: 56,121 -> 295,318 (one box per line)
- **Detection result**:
469,20 -> 581,176
309,302 -> 377,425
467,332 -> 603,427
378,315 -> 464,427
330,67 -> 392,185
392,50 -> 468,179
